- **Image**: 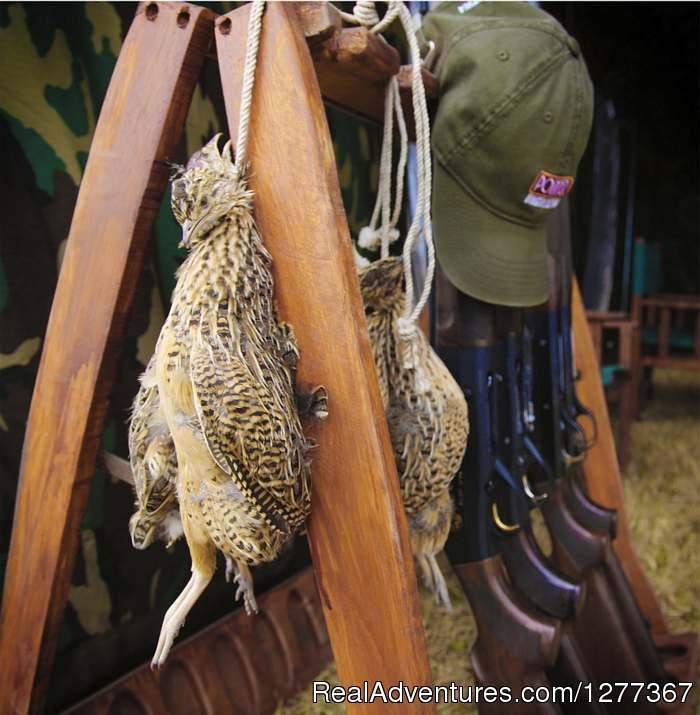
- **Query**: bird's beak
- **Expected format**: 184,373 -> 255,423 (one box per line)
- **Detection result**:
179,220 -> 193,249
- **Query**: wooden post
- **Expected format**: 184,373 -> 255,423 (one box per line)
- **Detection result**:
0,4 -> 215,712
658,306 -> 671,358
571,279 -> 669,634
215,4 -> 434,710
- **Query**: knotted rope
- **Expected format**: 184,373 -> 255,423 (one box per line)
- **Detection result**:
337,0 -> 402,34
357,76 -> 407,258
352,1 -> 436,385
235,0 -> 266,170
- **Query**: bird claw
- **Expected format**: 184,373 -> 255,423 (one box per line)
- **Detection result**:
309,385 -> 329,420
233,569 -> 258,615
295,385 -> 329,421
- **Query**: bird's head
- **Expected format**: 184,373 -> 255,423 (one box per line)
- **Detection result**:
129,489 -> 179,550
130,438 -> 178,549
170,133 -> 253,249
358,256 -> 405,314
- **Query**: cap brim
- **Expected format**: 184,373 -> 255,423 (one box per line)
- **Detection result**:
433,165 -> 549,307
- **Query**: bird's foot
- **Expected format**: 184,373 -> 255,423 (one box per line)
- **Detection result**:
428,553 -> 453,612
151,616 -> 184,669
416,555 -> 434,590
296,385 -> 329,420
232,562 -> 258,615
151,569 -> 212,668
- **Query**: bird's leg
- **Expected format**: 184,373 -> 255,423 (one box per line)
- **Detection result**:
295,385 -> 329,420
428,553 -> 453,612
416,554 -> 434,590
151,538 -> 215,668
232,561 -> 258,615
224,555 -> 235,583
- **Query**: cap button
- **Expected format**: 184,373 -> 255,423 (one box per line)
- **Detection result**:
567,36 -> 580,57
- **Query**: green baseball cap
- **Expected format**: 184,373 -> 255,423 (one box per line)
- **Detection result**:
424,1 -> 594,306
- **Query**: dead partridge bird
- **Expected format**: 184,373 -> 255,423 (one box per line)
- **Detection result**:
359,256 -> 468,609
128,356 -> 182,551
143,135 -> 327,667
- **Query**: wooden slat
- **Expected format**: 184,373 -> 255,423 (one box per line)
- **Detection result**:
62,568 -> 331,715
215,4 -> 434,711
0,5 -> 215,712
641,295 -> 700,309
640,355 -> 700,370
571,279 -> 669,634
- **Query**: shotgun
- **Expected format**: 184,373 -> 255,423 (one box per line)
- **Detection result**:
438,293 -> 562,715
548,216 -> 671,686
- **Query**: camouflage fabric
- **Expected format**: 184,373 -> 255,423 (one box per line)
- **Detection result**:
0,3 -> 380,709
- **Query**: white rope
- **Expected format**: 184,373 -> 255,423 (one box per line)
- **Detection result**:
235,0 -> 266,170
358,76 -> 405,257
337,0 -> 402,34
354,1 -> 435,386
395,3 -> 435,355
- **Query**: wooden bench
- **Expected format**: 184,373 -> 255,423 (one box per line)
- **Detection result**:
632,238 -> 700,403
585,310 -> 640,471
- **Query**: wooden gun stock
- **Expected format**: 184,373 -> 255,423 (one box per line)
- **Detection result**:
498,527 -> 583,621
543,482 -> 660,713
564,473 -> 618,537
452,557 -> 562,715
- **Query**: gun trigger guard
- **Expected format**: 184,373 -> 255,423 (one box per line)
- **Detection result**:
522,475 -> 547,504
491,502 -> 520,533
561,447 -> 585,465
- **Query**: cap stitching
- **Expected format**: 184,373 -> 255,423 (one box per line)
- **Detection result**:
436,19 -> 572,77
441,45 -> 569,162
434,45 -> 570,228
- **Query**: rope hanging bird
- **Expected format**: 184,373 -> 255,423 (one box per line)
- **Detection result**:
128,0 -> 327,668
353,2 -> 469,609
349,0 -> 436,384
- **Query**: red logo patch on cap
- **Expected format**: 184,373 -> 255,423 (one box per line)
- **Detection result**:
524,170 -> 574,209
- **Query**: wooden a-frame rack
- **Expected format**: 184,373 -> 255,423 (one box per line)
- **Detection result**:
0,2 -> 681,713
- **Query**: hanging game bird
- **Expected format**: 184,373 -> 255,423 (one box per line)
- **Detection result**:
359,256 -> 468,609
131,135 -> 327,667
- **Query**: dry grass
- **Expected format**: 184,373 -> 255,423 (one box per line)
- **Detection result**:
278,369 -> 699,714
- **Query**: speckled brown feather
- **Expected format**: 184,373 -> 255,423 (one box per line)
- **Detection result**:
130,137 -> 317,662
155,137 -> 312,560
128,356 -> 180,549
359,256 -> 468,606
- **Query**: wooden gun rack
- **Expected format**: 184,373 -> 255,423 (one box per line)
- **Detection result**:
0,2 -> 690,713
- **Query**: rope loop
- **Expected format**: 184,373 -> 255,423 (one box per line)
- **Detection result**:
338,0 -> 402,34
352,0 -> 379,27
350,1 -> 436,393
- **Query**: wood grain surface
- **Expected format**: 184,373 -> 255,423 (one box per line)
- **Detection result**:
571,278 -> 669,634
0,4 -> 215,712
215,4 -> 434,711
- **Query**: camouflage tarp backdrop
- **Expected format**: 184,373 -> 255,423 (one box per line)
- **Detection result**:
0,3 -> 381,708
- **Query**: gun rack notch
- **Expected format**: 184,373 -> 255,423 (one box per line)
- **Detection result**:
296,1 -> 438,135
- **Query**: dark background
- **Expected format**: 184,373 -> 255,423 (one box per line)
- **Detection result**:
548,2 -> 699,304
